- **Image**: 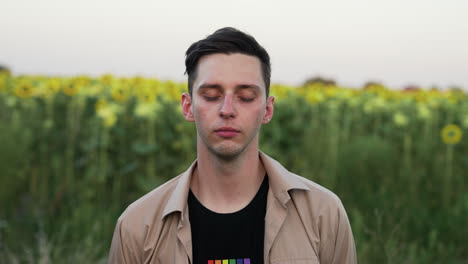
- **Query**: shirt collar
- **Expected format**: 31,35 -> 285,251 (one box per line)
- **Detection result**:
162,151 -> 310,219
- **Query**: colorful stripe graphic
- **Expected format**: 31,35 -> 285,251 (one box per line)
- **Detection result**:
208,258 -> 250,264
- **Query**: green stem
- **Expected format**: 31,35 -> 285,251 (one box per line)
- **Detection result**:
38,97 -> 54,208
341,105 -> 352,143
403,133 -> 415,197
444,144 -> 454,206
327,107 -> 340,189
373,114 -> 381,137
403,133 -> 412,171
63,96 -> 84,203
146,118 -> 156,178
98,125 -> 109,184
65,99 -> 76,189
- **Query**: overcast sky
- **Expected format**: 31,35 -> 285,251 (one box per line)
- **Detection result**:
1,0 -> 467,89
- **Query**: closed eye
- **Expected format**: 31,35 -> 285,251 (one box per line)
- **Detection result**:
204,96 -> 220,101
240,97 -> 255,102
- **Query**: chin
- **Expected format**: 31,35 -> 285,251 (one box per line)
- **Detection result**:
209,144 -> 245,161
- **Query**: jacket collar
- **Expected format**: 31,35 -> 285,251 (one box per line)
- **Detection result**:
161,159 -> 197,220
162,151 -> 310,219
258,151 -> 310,205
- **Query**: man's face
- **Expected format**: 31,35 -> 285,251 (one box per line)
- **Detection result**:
182,53 -> 274,160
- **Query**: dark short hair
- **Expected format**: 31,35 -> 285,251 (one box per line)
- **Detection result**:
184,27 -> 271,97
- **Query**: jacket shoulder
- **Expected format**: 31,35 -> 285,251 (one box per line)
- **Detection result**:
287,173 -> 357,263
108,174 -> 185,263
288,172 -> 345,213
116,174 -> 183,235
290,172 -> 340,199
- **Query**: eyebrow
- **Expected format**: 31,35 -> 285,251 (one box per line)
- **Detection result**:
198,83 -> 261,92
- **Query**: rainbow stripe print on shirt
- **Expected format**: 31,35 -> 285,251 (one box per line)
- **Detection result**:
207,259 -> 251,264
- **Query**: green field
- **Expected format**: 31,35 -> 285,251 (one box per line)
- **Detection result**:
0,73 -> 467,263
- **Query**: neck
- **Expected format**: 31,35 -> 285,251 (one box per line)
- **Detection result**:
191,138 -> 265,213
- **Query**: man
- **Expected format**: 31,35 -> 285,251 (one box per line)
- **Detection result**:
108,27 -> 357,264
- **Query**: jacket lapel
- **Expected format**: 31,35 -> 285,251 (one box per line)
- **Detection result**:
260,152 -> 310,262
177,207 -> 193,263
263,187 -> 288,263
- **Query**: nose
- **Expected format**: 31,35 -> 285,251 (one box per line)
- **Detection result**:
219,94 -> 236,118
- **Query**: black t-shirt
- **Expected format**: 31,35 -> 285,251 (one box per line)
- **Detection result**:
188,175 -> 269,264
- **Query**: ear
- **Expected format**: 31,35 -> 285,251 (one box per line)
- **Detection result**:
181,93 -> 195,122
262,96 -> 275,124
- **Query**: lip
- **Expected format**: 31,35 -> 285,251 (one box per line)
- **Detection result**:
214,127 -> 240,138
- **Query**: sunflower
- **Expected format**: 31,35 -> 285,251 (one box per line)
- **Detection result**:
95,98 -> 108,112
270,84 -> 290,100
134,102 -> 160,120
97,107 -> 117,128
63,83 -> 80,96
305,90 -> 324,104
100,74 -> 114,86
393,112 -> 408,127
14,81 -> 34,98
48,78 -> 61,92
136,87 -> 157,104
0,76 -> 8,93
112,86 -> 131,102
40,78 -> 61,97
441,124 -> 462,144
417,104 -> 431,120
96,101 -> 121,128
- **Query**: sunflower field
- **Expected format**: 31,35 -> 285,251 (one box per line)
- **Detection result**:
0,71 -> 467,263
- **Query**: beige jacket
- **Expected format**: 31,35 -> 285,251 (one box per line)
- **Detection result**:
108,152 -> 357,264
